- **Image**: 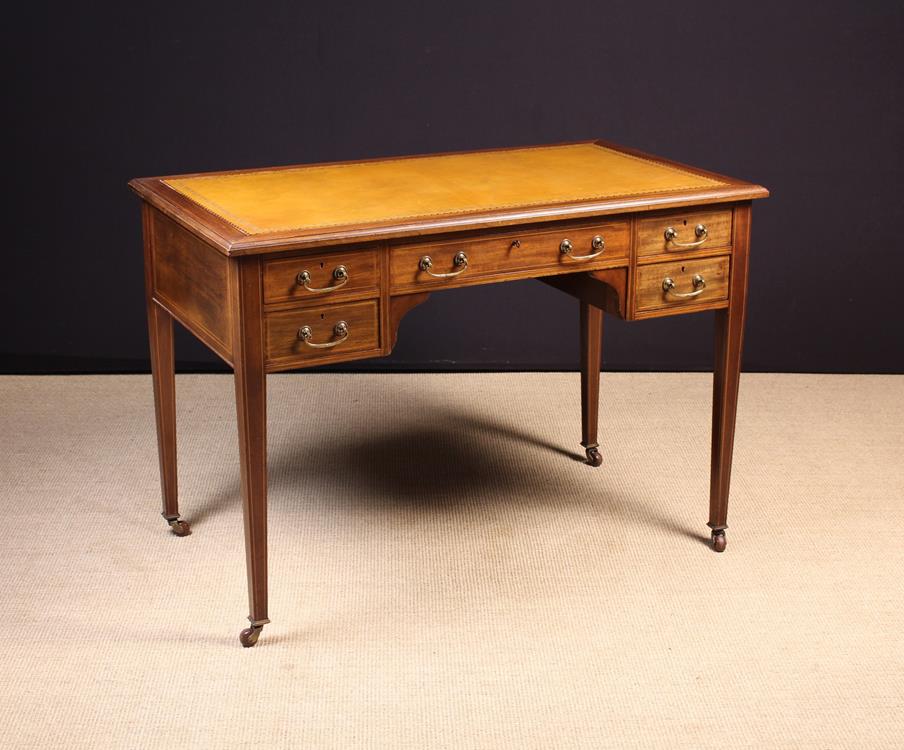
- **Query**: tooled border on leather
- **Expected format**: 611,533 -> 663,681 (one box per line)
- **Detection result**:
163,143 -> 728,236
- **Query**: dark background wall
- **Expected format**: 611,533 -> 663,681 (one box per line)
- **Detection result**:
3,1 -> 902,374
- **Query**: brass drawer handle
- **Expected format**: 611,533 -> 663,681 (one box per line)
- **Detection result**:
664,224 -> 708,248
662,274 -> 706,298
296,265 -> 349,293
560,235 -> 605,260
297,321 -> 349,348
419,251 -> 469,278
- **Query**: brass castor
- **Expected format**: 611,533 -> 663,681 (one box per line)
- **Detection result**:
240,624 -> 265,648
167,518 -> 192,537
712,529 -> 727,553
585,446 -> 602,467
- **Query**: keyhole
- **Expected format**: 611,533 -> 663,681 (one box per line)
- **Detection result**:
683,219 -> 687,226
319,261 -> 324,269
681,265 -> 686,272
320,313 -> 325,319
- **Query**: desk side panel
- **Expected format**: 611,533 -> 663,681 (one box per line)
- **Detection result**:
146,205 -> 233,363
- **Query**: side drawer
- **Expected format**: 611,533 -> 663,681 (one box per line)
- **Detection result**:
265,300 -> 381,369
635,256 -> 730,314
636,208 -> 732,260
263,248 -> 379,305
390,220 -> 630,293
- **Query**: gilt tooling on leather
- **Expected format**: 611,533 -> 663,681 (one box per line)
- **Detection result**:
163,143 -> 726,235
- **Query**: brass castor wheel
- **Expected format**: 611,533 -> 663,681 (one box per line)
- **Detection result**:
585,446 -> 602,467
240,624 -> 265,648
712,529 -> 727,553
167,518 -> 192,537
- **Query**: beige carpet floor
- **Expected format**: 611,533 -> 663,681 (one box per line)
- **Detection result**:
1,373 -> 902,749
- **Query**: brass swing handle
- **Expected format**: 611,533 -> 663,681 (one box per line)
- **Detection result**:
296,265 -> 349,293
662,274 -> 706,298
560,235 -> 605,260
664,224 -> 708,248
419,251 -> 469,278
297,321 -> 349,348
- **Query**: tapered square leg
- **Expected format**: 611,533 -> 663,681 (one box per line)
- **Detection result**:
146,301 -> 190,536
143,202 -> 190,538
231,257 -> 270,646
580,302 -> 604,467
708,203 -> 752,552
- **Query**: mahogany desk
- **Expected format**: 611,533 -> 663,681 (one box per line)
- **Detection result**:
130,141 -> 768,647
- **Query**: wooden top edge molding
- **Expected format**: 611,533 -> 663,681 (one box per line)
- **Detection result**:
129,140 -> 768,255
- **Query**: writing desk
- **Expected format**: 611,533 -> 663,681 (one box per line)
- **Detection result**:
130,141 -> 768,647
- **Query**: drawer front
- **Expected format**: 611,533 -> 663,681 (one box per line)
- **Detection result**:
636,209 -> 732,260
390,220 -> 630,292
263,248 -> 379,305
265,300 -> 380,367
635,256 -> 730,313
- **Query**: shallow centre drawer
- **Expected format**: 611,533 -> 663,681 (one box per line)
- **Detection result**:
635,256 -> 730,314
263,248 -> 379,305
265,300 -> 381,368
636,208 -> 732,260
390,220 -> 629,292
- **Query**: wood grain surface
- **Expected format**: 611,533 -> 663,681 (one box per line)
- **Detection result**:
635,208 -> 732,261
634,255 -> 730,314
265,300 -> 381,370
263,247 -> 379,305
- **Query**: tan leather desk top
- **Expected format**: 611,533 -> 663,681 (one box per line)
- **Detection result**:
131,140 -> 767,254
164,143 -> 724,234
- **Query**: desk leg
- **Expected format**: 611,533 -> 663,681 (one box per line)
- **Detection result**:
143,198 -> 190,539
231,258 -> 270,647
708,204 -> 751,553
147,300 -> 191,537
580,302 -> 604,467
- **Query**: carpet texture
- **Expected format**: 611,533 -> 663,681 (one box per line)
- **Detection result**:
1,373 -> 902,749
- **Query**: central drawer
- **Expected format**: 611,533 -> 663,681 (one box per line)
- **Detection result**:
390,220 -> 629,292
